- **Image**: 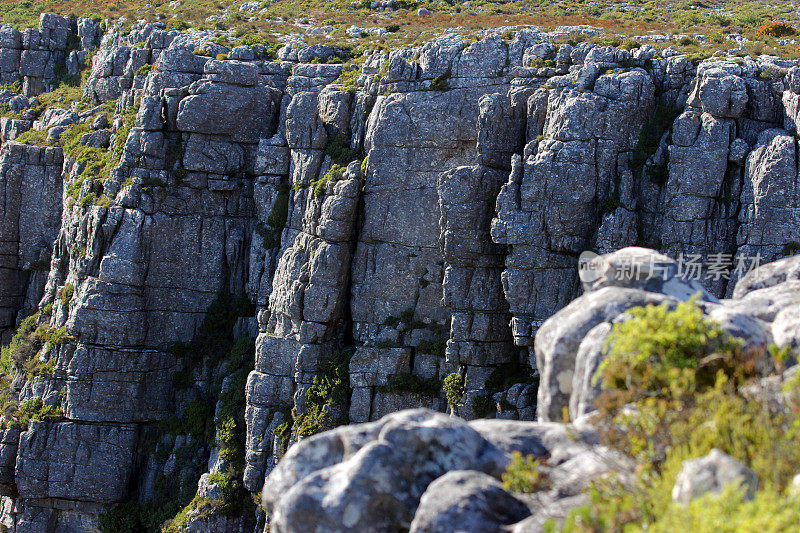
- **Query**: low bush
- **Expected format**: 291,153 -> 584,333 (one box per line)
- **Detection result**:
293,350 -> 352,438
502,452 -> 550,493
548,298 -> 800,531
17,397 -> 63,428
324,133 -> 362,165
443,372 -> 464,407
757,21 -> 796,38
378,372 -> 440,396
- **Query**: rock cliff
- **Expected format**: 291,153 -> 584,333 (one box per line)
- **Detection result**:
0,14 -> 799,532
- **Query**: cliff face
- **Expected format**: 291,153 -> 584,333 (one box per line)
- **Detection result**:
0,14 -> 100,96
0,14 -> 800,531
0,143 -> 63,345
261,248 -> 800,533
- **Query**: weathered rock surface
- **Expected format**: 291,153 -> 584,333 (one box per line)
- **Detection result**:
672,448 -> 758,504
0,15 -> 99,96
2,18 -> 800,532
0,142 -> 63,343
409,470 -> 530,533
536,246 -> 798,421
263,408 -> 630,533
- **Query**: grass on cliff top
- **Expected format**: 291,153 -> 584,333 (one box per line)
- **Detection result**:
6,0 -> 800,60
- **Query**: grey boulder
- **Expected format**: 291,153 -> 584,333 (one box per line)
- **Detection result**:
409,470 -> 530,533
671,448 -> 758,505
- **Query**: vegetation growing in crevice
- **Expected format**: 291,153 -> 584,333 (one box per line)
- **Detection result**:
0,303 -> 74,395
255,182 -> 290,249
57,96 -> 141,209
630,103 -> 682,186
164,472 -> 250,533
416,337 -> 447,357
471,394 -> 495,418
324,133 -> 362,166
378,372 -> 440,396
430,68 -> 451,92
272,402 -> 294,457
291,349 -> 353,439
15,397 -> 63,429
100,290 -> 256,533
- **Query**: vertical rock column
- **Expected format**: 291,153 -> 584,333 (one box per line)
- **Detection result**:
0,143 -> 63,343
438,92 -> 526,418
245,81 -> 362,492
349,37 -> 515,424
492,68 -> 655,421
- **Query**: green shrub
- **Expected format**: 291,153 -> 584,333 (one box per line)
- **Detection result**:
553,298 -> 800,531
256,183 -> 289,249
595,295 -> 745,399
502,452 -> 550,493
17,397 -> 63,428
630,103 -> 682,186
471,394 -> 495,418
165,20 -> 190,31
443,372 -> 464,407
164,471 -> 251,533
430,70 -> 450,91
183,399 -> 214,440
273,405 -> 293,457
134,63 -> 154,77
79,192 -> 97,208
325,163 -> 346,181
0,312 -> 39,374
237,33 -> 271,47
378,372 -> 440,396
757,21 -> 796,37
60,283 -> 74,305
646,484 -> 800,532
35,326 -> 73,347
293,350 -> 352,438
311,176 -> 329,198
416,337 -> 446,357
16,129 -> 50,146
324,133 -> 362,165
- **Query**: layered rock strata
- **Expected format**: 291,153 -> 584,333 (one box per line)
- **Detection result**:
1,19 -> 800,530
0,14 -> 99,96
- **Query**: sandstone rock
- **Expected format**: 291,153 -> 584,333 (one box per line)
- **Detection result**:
176,80 -> 278,143
689,64 -> 748,117
16,421 -> 137,503
408,470 -> 530,533
204,58 -> 260,86
265,409 -> 509,532
733,251 -> 800,298
5,25 -> 800,530
0,428 -> 19,495
672,448 -> 758,504
535,286 -> 675,421
0,142 -> 63,342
